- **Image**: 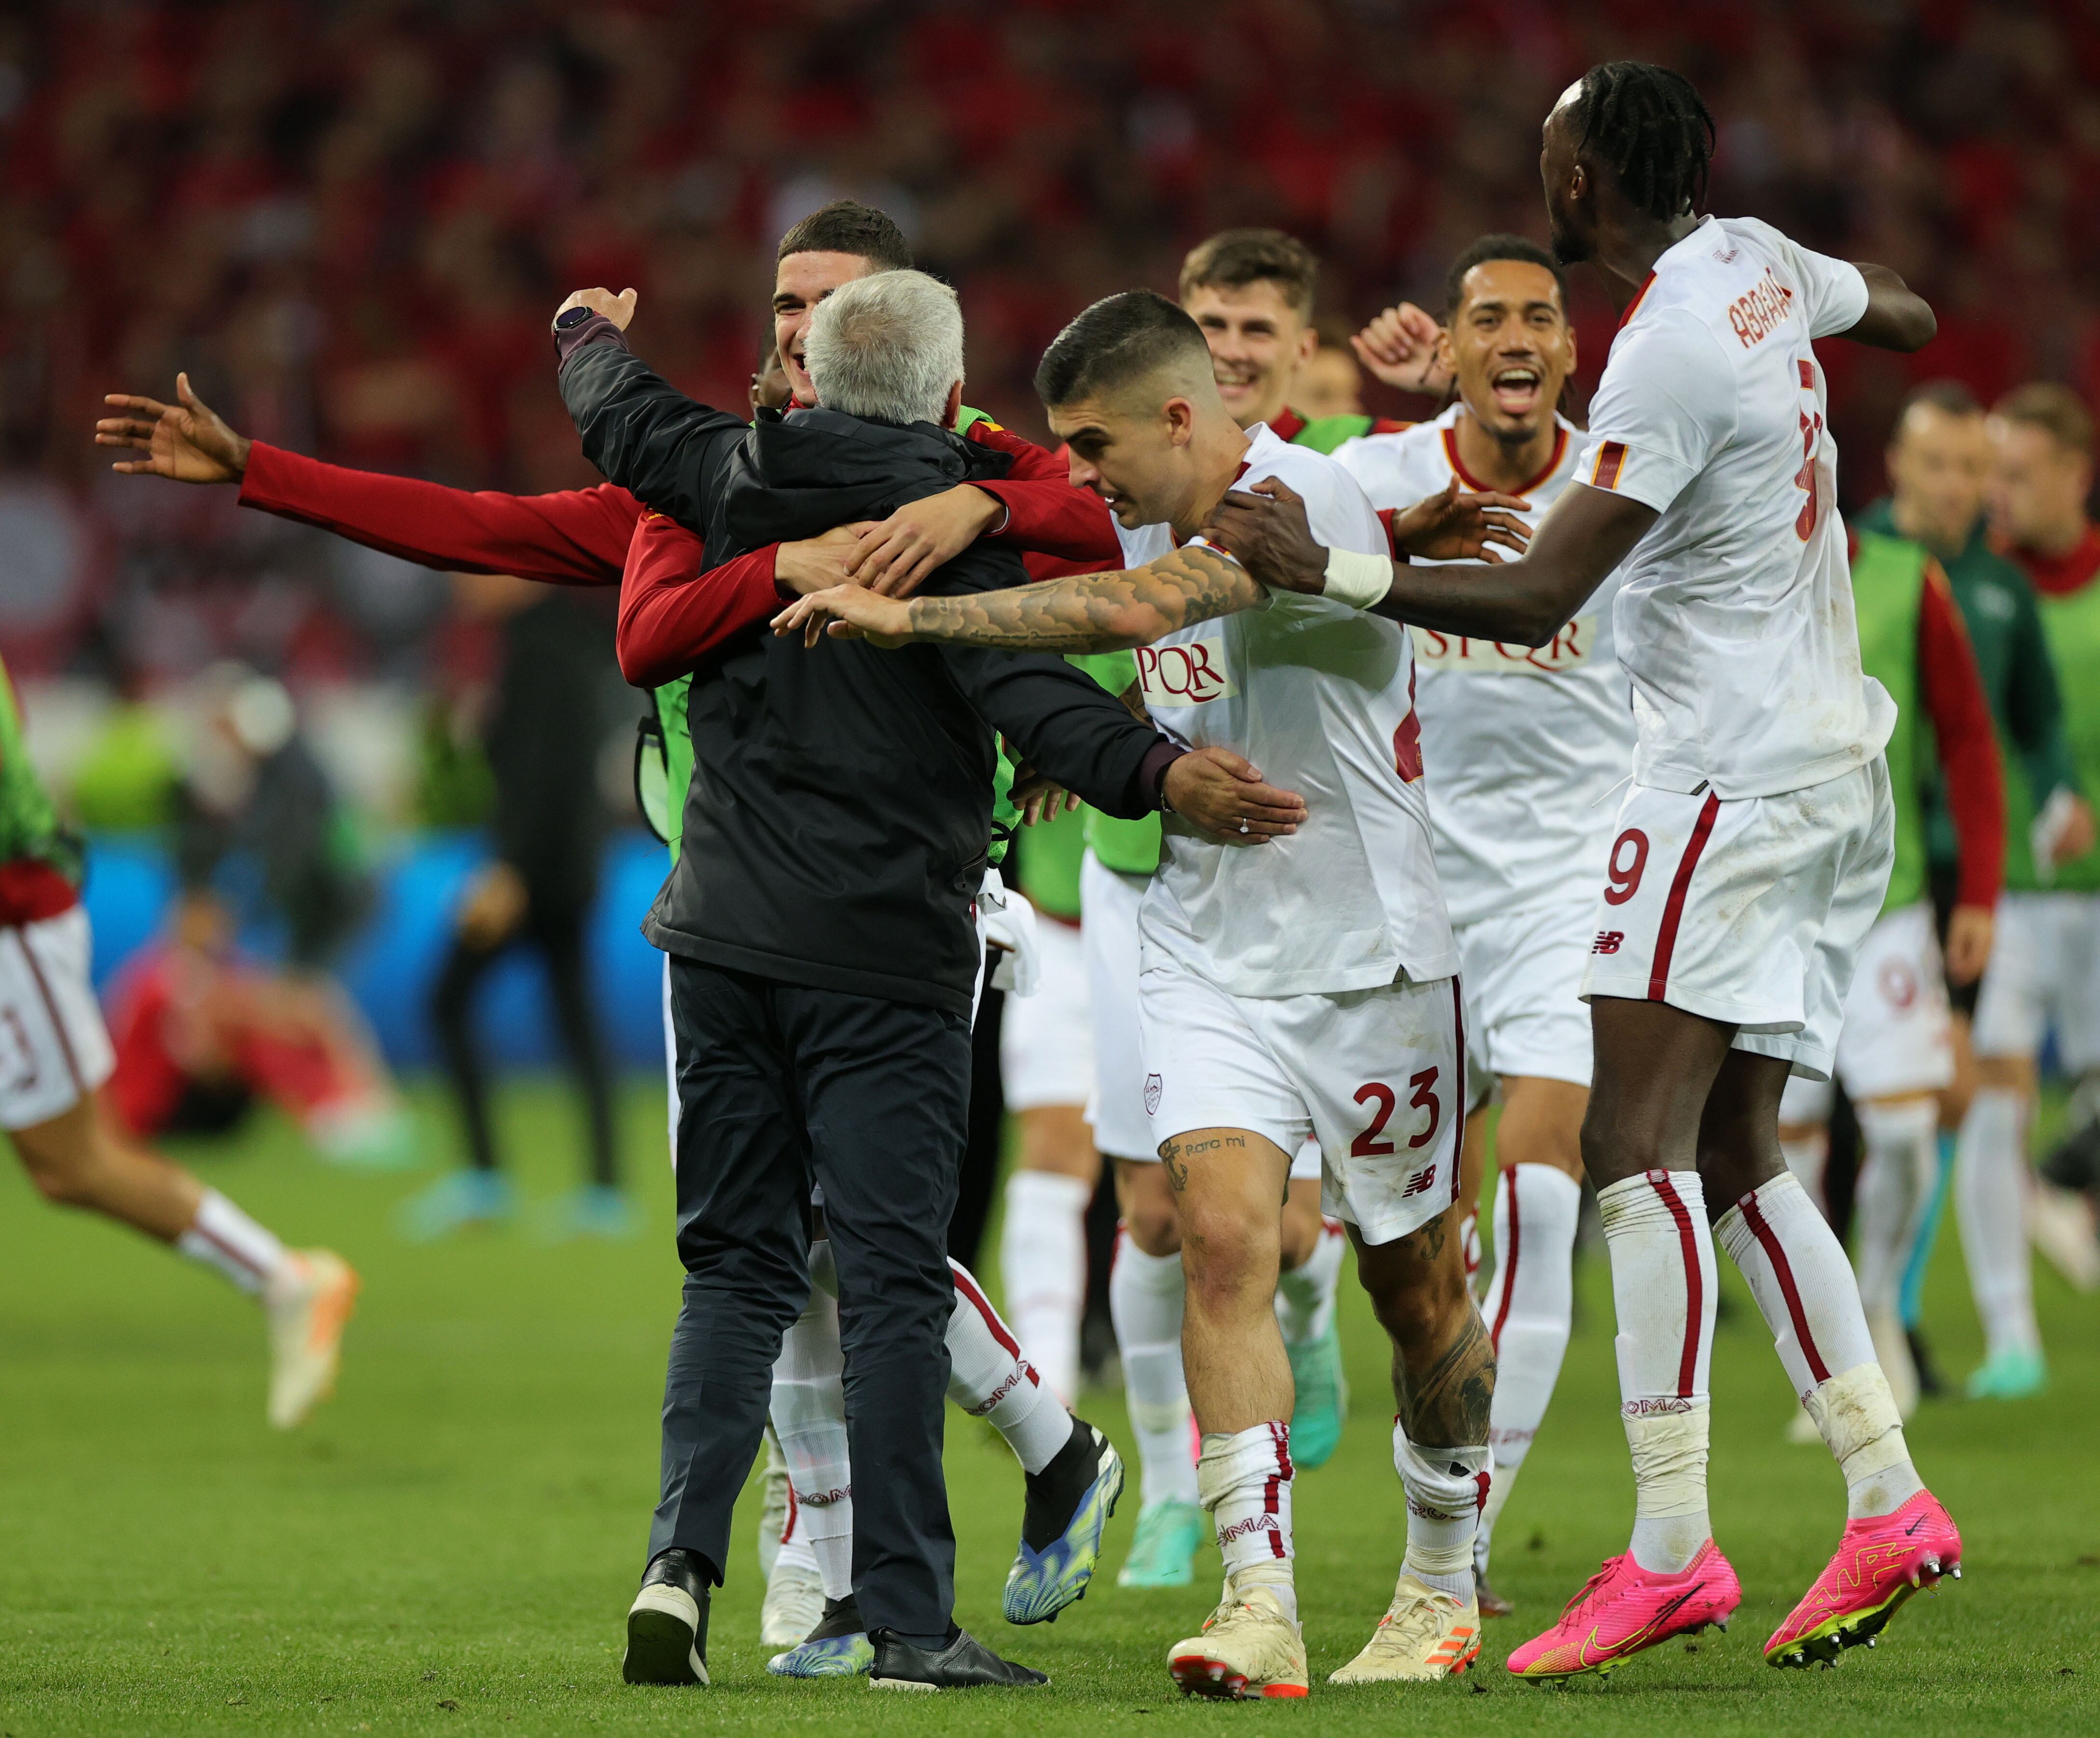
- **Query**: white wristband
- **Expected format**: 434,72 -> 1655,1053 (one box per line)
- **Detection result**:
1322,546 -> 1393,611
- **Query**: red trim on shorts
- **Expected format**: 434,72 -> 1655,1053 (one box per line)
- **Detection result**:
1738,1187 -> 1830,1385
1449,978 -> 1467,1204
1649,792 -> 1721,1001
0,863 -> 80,925
948,1259 -> 1040,1387
14,922 -> 83,1094
1488,1167 -> 1519,1353
1648,1169 -> 1704,1398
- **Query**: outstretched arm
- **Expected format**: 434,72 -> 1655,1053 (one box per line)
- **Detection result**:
1207,477 -> 1650,647
1842,264 -> 1936,353
772,544 -> 1262,653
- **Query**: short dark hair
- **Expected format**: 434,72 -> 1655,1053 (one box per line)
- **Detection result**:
1035,290 -> 1212,407
776,200 -> 914,271
1179,229 -> 1319,323
1442,235 -> 1570,320
1994,381 -> 2094,458
1569,62 -> 1715,223
1897,379 -> 1983,428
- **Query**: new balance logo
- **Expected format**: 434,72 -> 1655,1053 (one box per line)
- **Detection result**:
1593,930 -> 1625,954
1402,1166 -> 1437,1197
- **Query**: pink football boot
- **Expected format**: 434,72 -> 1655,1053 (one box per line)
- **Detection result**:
1507,1539 -> 1741,1682
1765,1490 -> 1961,1668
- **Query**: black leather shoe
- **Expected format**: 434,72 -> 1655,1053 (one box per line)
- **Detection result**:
868,1626 -> 1048,1690
623,1549 -> 711,1684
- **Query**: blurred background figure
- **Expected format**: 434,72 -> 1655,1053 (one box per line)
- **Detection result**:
105,887 -> 410,1166
406,571 -> 627,1242
1298,317 -> 1369,420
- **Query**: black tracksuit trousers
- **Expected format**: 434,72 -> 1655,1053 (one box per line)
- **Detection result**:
650,957 -> 971,1646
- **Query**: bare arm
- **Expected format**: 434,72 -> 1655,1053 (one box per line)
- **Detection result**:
1842,263 -> 1936,353
772,544 -> 1263,653
1207,477 -> 1654,647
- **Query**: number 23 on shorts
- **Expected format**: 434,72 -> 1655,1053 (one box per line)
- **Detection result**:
1352,1070 -> 1441,1156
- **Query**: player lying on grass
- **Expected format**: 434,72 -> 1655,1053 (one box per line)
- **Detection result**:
779,287 -> 1521,1699
0,662 -> 355,1430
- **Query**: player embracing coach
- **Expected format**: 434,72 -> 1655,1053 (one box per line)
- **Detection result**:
551,268 -> 1298,1691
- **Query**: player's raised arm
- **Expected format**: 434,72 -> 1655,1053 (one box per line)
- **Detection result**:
1839,263 -> 1936,353
1207,476 -> 1645,647
772,543 -> 1262,653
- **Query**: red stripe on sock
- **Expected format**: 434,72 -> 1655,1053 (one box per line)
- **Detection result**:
190,1222 -> 271,1284
1738,1188 -> 1831,1385
1488,1169 -> 1520,1353
782,1481 -> 799,1544
1475,1470 -> 1491,1514
948,1259 -> 1039,1385
1648,1170 -> 1705,1398
1649,792 -> 1721,1001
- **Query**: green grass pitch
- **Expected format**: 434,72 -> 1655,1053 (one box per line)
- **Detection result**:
0,1076 -> 2094,1736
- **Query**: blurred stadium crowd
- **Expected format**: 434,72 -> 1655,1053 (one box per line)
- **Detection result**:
2,0 -> 2097,705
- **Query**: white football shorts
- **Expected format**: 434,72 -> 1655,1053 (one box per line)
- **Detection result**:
1000,910 -> 1093,1111
1084,853 -> 1320,1178
0,907 -> 115,1131
1579,758 -> 1894,1082
1140,950 -> 1465,1245
1972,889 -> 2100,1071
1453,896 -> 1597,1089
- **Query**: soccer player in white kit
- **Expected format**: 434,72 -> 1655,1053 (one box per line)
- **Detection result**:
1331,232 -> 1620,1619
779,289 -> 1532,1696
1211,62 -> 1962,1683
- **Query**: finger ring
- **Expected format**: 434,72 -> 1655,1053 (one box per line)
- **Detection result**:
1238,817 -> 1249,834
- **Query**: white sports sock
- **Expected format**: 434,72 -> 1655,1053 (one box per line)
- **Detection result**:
178,1190 -> 290,1296
770,1271 -> 855,1602
947,1259 -> 1071,1475
1109,1235 -> 1198,1507
1274,1217 -> 1345,1345
1394,1422 -> 1487,1600
999,1168 -> 1091,1405
1780,1129 -> 1830,1215
1714,1171 -> 1920,1516
1956,1087 -> 2042,1359
1713,1170 -> 1877,1400
772,1531 -> 820,1578
1198,1422 -> 1296,1620
1853,1100 -> 1941,1315
1476,1165 -> 1581,1572
1597,1169 -> 1715,1573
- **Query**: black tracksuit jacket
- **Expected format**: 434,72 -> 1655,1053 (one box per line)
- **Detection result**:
559,324 -> 1170,1017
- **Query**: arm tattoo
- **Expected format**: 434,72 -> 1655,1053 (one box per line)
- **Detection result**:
904,546 -> 1259,652
1396,1307 -> 1495,1450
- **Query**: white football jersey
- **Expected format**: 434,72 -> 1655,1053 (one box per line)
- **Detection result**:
1582,214 -> 1895,800
1334,406 -> 1631,926
1128,423 -> 1458,997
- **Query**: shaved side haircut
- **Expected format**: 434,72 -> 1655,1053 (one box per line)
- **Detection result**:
1035,290 -> 1215,408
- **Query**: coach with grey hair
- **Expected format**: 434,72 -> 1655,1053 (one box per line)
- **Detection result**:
552,269 -> 1261,1688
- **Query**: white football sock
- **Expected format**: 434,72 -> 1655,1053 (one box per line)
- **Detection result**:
946,1259 -> 1071,1475
1198,1422 -> 1296,1620
1394,1422 -> 1487,1600
1956,1087 -> 2042,1359
770,1269 -> 855,1602
999,1168 -> 1091,1405
1476,1164 -> 1581,1573
1715,1170 -> 1920,1515
1780,1128 -> 1830,1215
772,1531 -> 820,1579
1853,1099 -> 1941,1317
1274,1216 -> 1345,1345
1713,1169 -> 1877,1399
1110,1235 -> 1198,1506
1598,1169 -> 1715,1573
178,1190 -> 290,1296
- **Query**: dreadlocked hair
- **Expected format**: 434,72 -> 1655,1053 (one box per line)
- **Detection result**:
1571,62 -> 1715,222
